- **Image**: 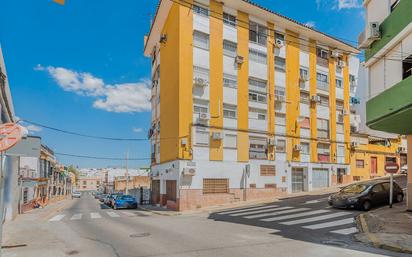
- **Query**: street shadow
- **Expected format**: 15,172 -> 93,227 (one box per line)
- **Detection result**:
99,203 -> 111,209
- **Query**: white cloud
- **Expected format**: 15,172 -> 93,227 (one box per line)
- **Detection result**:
337,0 -> 362,9
304,21 -> 316,28
36,65 -> 151,113
26,125 -> 42,132
132,127 -> 143,133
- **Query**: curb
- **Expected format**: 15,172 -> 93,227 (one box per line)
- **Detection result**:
356,214 -> 412,254
138,206 -> 181,216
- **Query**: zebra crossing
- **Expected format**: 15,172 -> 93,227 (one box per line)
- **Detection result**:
48,210 -> 147,222
215,204 -> 359,236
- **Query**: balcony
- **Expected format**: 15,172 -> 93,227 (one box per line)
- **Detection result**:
366,75 -> 412,134
365,0 -> 412,61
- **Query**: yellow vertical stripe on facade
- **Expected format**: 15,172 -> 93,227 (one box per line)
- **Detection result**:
237,11 -> 249,162
209,0 -> 224,161
285,30 -> 300,162
309,40 -> 318,162
267,22 -> 275,161
328,51 -> 337,163
343,54 -> 350,164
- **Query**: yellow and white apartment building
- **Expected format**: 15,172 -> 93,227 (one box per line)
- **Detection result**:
144,0 -> 360,211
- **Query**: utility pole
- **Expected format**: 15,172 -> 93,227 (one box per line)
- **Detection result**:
125,150 -> 129,195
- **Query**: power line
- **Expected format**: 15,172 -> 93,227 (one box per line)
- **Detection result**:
55,152 -> 150,161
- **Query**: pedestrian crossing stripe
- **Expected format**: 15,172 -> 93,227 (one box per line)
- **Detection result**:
330,227 -> 358,235
302,218 -> 355,230
218,205 -> 279,215
49,214 -> 65,222
260,209 -> 330,222
243,207 -> 310,219
70,214 -> 82,220
279,212 -> 352,225
106,212 -> 120,218
90,212 -> 102,219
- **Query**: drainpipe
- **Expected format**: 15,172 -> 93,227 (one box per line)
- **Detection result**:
407,136 -> 412,211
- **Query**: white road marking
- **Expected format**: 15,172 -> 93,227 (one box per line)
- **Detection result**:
230,206 -> 290,216
70,214 -> 82,220
107,212 -> 120,218
261,209 -> 330,222
330,227 -> 359,235
244,207 -> 310,219
242,207 -> 293,218
303,200 -> 320,204
122,211 -> 136,217
218,205 -> 279,215
90,212 -> 102,219
302,218 -> 355,230
49,214 -> 65,222
280,212 -> 352,225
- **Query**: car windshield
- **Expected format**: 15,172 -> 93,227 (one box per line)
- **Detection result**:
341,184 -> 369,193
121,195 -> 134,200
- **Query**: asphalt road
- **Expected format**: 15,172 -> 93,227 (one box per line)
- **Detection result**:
40,176 -> 408,257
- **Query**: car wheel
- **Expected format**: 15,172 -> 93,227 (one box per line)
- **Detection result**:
362,200 -> 371,211
395,194 -> 404,203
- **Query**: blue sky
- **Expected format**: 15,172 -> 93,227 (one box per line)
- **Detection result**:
0,0 -> 364,168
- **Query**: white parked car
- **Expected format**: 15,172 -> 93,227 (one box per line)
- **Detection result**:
72,192 -> 81,198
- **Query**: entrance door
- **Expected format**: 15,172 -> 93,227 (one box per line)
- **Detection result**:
292,168 -> 304,193
151,180 -> 160,204
312,169 -> 329,189
166,180 -> 177,202
337,168 -> 346,184
370,157 -> 378,176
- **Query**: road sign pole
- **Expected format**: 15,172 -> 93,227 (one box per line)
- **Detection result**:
389,173 -> 393,208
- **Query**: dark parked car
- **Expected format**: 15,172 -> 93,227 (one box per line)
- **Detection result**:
112,195 -> 138,210
328,180 -> 404,211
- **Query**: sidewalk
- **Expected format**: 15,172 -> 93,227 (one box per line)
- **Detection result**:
355,201 -> 412,254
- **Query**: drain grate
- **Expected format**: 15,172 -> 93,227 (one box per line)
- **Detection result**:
2,244 -> 27,249
129,232 -> 151,238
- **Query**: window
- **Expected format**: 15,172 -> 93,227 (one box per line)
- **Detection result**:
275,87 -> 285,97
355,159 -> 365,168
402,55 -> 412,79
349,74 -> 356,92
23,188 -> 28,204
193,105 -> 208,114
193,4 -> 209,17
223,40 -> 237,57
260,165 -> 276,176
258,113 -> 266,120
300,117 -> 310,129
193,66 -> 209,84
317,73 -> 329,90
301,142 -> 310,155
275,113 -> 286,126
223,12 -> 236,27
195,129 -> 209,146
336,78 -> 343,88
193,31 -> 209,49
223,134 -> 237,148
337,123 -> 344,134
317,48 -> 329,59
300,92 -> 310,104
337,145 -> 345,157
249,137 -> 267,159
203,179 -> 229,194
275,33 -> 285,43
320,96 -> 329,107
300,67 -> 309,80
317,118 -> 329,138
372,184 -> 384,193
83,181 -> 87,185
317,143 -> 330,162
249,49 -> 267,64
249,77 -> 267,92
276,139 -> 286,152
223,104 -> 237,119
223,73 -> 237,88
249,21 -> 267,45
275,57 -> 286,72
336,100 -> 344,110
249,92 -> 267,103
265,184 -> 277,188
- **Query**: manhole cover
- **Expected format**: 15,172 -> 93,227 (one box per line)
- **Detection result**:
129,232 -> 151,238
322,240 -> 348,247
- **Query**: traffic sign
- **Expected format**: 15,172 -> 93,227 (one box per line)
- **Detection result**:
385,162 -> 399,174
0,123 -> 26,152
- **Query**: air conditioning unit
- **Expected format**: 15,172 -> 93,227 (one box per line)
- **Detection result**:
293,144 -> 303,152
181,138 -> 187,146
311,95 -> 321,103
331,50 -> 341,59
351,142 -> 359,148
198,113 -> 210,121
235,55 -> 244,64
369,22 -> 381,39
397,147 -> 406,153
182,168 -> 196,176
160,34 -> 168,44
275,95 -> 285,102
193,77 -> 208,87
337,60 -> 345,68
341,109 -> 350,116
267,138 -> 275,146
274,39 -> 284,48
212,132 -> 223,140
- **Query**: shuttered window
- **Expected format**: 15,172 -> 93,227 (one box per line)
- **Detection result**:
260,165 -> 276,176
203,179 -> 229,194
